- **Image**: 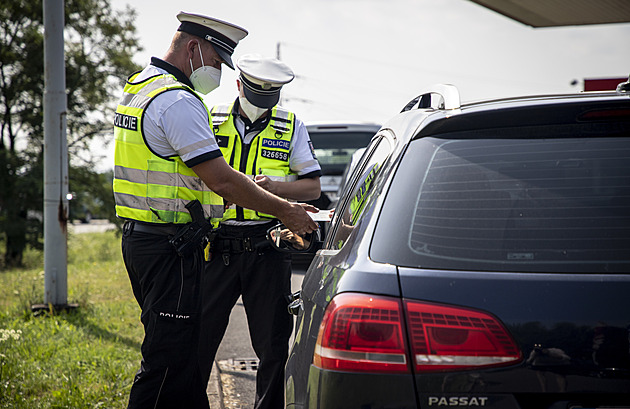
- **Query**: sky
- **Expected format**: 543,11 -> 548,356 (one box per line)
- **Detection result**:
97,0 -> 630,170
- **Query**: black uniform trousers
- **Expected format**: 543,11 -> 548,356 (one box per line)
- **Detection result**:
198,222 -> 293,409
122,222 -> 210,409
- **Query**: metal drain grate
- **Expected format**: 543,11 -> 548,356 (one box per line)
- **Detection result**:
218,358 -> 259,372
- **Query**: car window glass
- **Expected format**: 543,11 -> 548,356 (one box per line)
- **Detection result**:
329,135 -> 392,250
309,131 -> 376,175
372,136 -> 630,273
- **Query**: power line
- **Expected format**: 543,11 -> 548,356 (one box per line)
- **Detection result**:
277,41 -> 564,89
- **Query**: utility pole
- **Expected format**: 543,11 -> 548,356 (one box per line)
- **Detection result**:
276,42 -> 283,106
33,0 -> 75,313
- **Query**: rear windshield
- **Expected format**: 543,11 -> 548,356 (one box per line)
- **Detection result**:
371,137 -> 630,273
309,131 -> 376,175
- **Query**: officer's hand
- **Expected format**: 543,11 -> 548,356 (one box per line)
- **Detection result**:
254,175 -> 274,194
280,203 -> 319,237
280,229 -> 310,250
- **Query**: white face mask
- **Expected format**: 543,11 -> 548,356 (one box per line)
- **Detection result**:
239,95 -> 267,121
189,43 -> 221,94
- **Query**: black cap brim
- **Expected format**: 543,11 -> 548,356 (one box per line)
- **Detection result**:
212,44 -> 234,70
242,86 -> 280,108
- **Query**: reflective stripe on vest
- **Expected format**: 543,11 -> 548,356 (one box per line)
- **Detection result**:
349,163 -> 379,225
113,72 -> 224,224
211,102 -> 297,221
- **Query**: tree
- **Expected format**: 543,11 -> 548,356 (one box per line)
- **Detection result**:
0,0 -> 142,269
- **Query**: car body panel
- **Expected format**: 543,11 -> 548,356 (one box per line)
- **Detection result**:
398,268 -> 630,393
288,236 -> 403,408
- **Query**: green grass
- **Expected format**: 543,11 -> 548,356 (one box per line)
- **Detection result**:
0,231 -> 143,408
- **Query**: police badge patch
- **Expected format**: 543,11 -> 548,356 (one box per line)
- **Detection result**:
308,141 -> 317,160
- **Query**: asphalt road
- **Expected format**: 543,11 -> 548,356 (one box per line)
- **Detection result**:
68,219 -> 117,234
209,262 -> 309,409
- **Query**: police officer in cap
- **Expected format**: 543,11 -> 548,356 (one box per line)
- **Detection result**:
113,13 -> 318,409
198,54 -> 321,409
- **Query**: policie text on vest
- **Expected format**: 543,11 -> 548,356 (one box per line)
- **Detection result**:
114,113 -> 138,131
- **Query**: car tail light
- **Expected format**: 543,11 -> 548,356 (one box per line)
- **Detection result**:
405,300 -> 523,372
312,293 -> 522,374
313,293 -> 410,373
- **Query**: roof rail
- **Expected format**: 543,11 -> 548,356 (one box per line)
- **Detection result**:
401,84 -> 461,113
616,75 -> 630,94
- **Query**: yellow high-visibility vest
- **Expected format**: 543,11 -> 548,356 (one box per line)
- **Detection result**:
210,102 -> 296,221
113,72 -> 224,225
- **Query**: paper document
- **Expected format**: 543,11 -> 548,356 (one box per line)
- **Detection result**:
309,209 -> 334,222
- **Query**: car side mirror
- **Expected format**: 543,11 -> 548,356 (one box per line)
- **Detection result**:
266,223 -> 322,253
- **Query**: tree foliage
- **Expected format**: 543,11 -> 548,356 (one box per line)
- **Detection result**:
0,0 -> 142,268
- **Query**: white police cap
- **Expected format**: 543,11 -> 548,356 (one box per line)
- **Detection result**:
177,11 -> 248,70
236,54 -> 295,108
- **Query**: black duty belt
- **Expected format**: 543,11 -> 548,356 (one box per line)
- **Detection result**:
212,237 -> 268,253
212,221 -> 277,253
124,221 -> 181,236
211,235 -> 272,266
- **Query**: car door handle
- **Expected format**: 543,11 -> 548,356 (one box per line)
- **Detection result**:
286,291 -> 303,316
288,298 -> 303,315
286,290 -> 301,304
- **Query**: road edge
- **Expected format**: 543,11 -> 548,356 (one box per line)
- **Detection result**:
207,360 -> 224,409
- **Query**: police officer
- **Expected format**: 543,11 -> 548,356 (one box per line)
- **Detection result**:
198,54 -> 321,409
113,13 -> 318,409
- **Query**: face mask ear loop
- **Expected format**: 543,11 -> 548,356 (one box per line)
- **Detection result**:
190,42 -> 205,73
197,42 -> 205,68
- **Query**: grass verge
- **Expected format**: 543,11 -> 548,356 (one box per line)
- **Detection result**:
0,230 -> 142,408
